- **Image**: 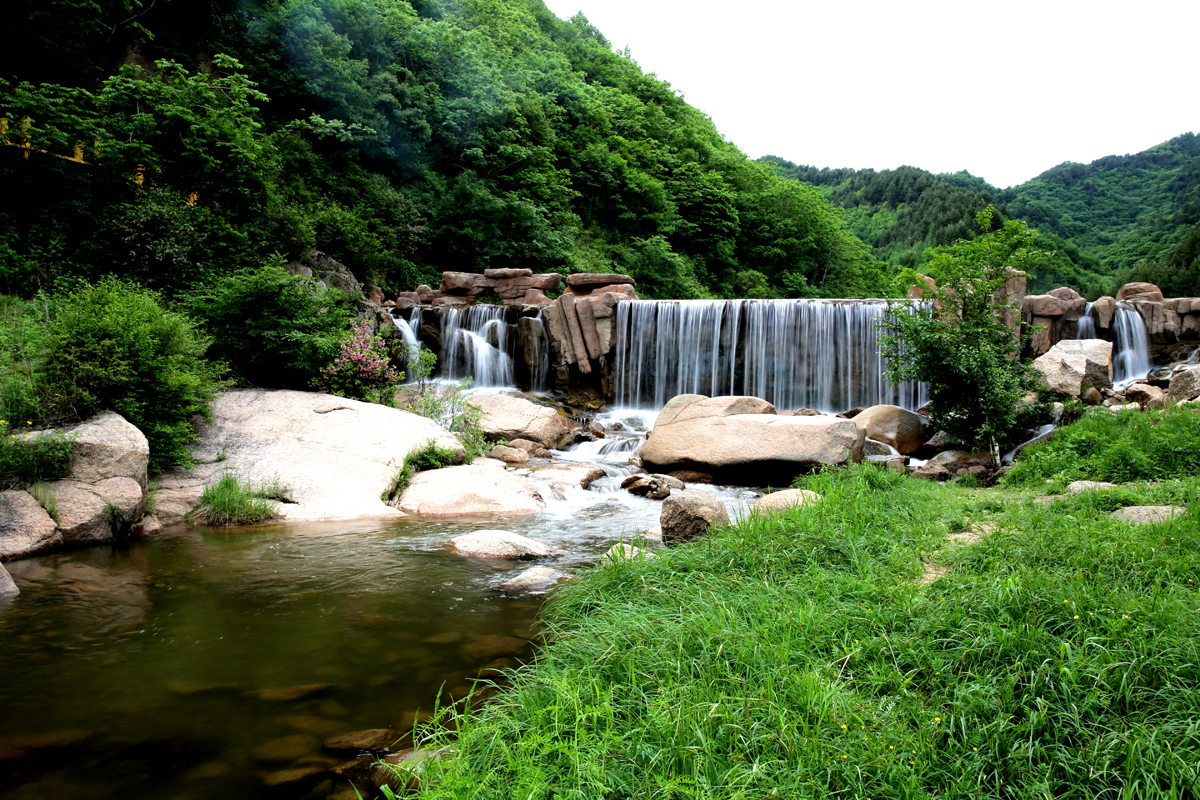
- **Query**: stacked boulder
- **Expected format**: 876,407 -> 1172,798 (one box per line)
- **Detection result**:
542,274 -> 639,382
0,413 -> 150,563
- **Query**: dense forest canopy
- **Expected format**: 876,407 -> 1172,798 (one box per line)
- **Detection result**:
0,0 -> 887,300
764,132 -> 1200,297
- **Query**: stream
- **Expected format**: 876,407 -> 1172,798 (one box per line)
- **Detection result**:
0,409 -> 756,800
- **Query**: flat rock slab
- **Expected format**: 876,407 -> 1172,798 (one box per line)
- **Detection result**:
155,389 -> 463,522
448,530 -> 560,559
755,489 -> 822,515
526,464 -> 605,490
496,566 -> 568,594
1067,480 -> 1118,494
244,684 -> 337,702
400,466 -> 545,517
1109,506 -> 1187,525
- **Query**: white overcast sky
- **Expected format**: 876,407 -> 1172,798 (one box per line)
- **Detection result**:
539,0 -> 1198,189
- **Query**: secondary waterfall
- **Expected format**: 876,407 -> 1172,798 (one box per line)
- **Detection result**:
1077,302 -> 1096,338
439,305 -> 514,387
612,299 -> 927,412
1112,302 -> 1153,384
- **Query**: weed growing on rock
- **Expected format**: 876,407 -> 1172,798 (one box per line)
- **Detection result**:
0,420 -> 74,489
382,440 -> 463,503
188,473 -> 292,525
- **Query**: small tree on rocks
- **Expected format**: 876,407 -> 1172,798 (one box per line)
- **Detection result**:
313,320 -> 401,402
879,208 -> 1046,463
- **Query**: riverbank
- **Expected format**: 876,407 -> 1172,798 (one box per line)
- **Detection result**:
412,460 -> 1200,798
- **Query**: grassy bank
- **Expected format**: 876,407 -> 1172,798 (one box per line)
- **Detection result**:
412,461 -> 1200,799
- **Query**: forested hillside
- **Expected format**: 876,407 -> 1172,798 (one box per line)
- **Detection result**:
765,132 -> 1200,297
0,0 -> 885,300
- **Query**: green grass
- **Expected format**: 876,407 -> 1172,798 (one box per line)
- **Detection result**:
411,465 -> 1200,799
187,473 -> 290,525
1005,405 -> 1200,487
0,422 -> 74,490
382,440 -> 463,503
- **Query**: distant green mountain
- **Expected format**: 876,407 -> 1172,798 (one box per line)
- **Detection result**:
764,132 -> 1200,297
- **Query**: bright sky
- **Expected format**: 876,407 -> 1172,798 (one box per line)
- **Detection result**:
540,0 -> 1199,189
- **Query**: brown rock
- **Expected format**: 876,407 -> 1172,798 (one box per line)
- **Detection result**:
1116,282 -> 1164,303
566,273 -> 636,289
250,734 -> 320,762
244,684 -> 336,702
447,530 -> 561,559
1125,382 -> 1167,410
262,766 -> 328,787
0,564 -> 18,597
483,268 -> 533,279
1169,365 -> 1200,401
1082,386 -> 1103,405
660,490 -> 729,545
1022,294 -> 1065,317
912,463 -> 952,481
621,475 -> 671,500
323,729 -> 408,752
557,293 -> 592,372
467,394 -> 568,449
487,445 -> 529,464
459,634 -> 528,662
64,411 -> 150,491
368,285 -> 385,305
1047,286 -> 1087,317
1092,296 -> 1116,329
526,464 -> 605,489
668,470 -> 714,484
851,405 -> 931,454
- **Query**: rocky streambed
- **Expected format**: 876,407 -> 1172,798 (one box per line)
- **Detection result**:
0,401 -> 759,800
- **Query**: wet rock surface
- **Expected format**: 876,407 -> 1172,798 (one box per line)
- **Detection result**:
398,465 -> 545,516
448,530 -> 562,559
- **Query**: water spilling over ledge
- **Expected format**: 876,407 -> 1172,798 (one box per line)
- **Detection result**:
612,299 -> 928,412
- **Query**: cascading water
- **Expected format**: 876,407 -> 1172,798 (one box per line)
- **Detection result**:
529,311 -> 552,392
1076,302 -> 1096,338
389,307 -> 423,362
1112,302 -> 1153,384
612,299 -> 927,412
439,305 -> 514,387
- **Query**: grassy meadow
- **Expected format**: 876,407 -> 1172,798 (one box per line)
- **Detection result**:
407,407 -> 1200,800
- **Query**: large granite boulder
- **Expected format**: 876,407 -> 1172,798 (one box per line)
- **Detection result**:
1124,383 -> 1168,410
660,490 -> 729,545
1169,365 -> 1200,402
640,395 -> 864,484
467,394 -> 567,449
154,389 -> 464,522
754,489 -> 822,515
851,405 -> 931,454
1032,339 -> 1114,395
40,478 -> 143,544
0,490 -> 59,562
397,465 -> 545,517
63,412 -> 150,491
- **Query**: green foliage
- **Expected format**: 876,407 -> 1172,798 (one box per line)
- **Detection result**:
0,295 -> 54,424
188,472 -> 288,525
43,278 -> 225,473
0,421 -> 74,490
1,0 -> 884,301
402,350 -> 488,460
1005,405 -> 1200,486
880,209 -> 1046,454
414,465 -> 1200,799
381,438 -> 463,503
186,262 -> 354,390
314,319 -> 401,402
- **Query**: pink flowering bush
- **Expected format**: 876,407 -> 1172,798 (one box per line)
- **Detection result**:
313,321 -> 401,402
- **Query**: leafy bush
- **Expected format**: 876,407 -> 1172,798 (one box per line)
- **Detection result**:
188,473 -> 288,525
0,421 -> 74,489
381,439 -> 463,503
187,262 -> 355,390
42,279 -> 225,473
314,319 -> 401,402
1005,405 -> 1200,485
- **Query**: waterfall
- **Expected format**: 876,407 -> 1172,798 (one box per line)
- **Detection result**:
529,311 -> 552,392
1076,302 -> 1096,338
612,299 -> 927,413
439,306 -> 514,387
389,307 -> 423,363
1112,302 -> 1153,384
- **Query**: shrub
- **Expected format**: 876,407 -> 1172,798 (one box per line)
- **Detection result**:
188,473 -> 289,525
187,261 -> 355,389
1005,405 -> 1200,485
314,319 -> 401,402
402,350 -> 489,461
0,420 -> 74,489
41,279 -> 225,473
0,295 -> 54,425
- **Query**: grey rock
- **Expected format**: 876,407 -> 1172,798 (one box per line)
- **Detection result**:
155,389 -> 463,522
0,490 -> 60,561
1125,383 -> 1168,410
1067,480 -> 1118,494
1109,505 -> 1186,525
0,563 -> 18,596
1032,339 -> 1114,395
64,411 -> 150,491
399,465 -> 545,517
853,405 -> 931,454
447,530 -> 561,559
602,543 -> 657,564
754,489 -> 822,515
487,445 -> 530,464
468,394 -> 568,449
497,566 -> 567,594
1169,365 -> 1200,401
